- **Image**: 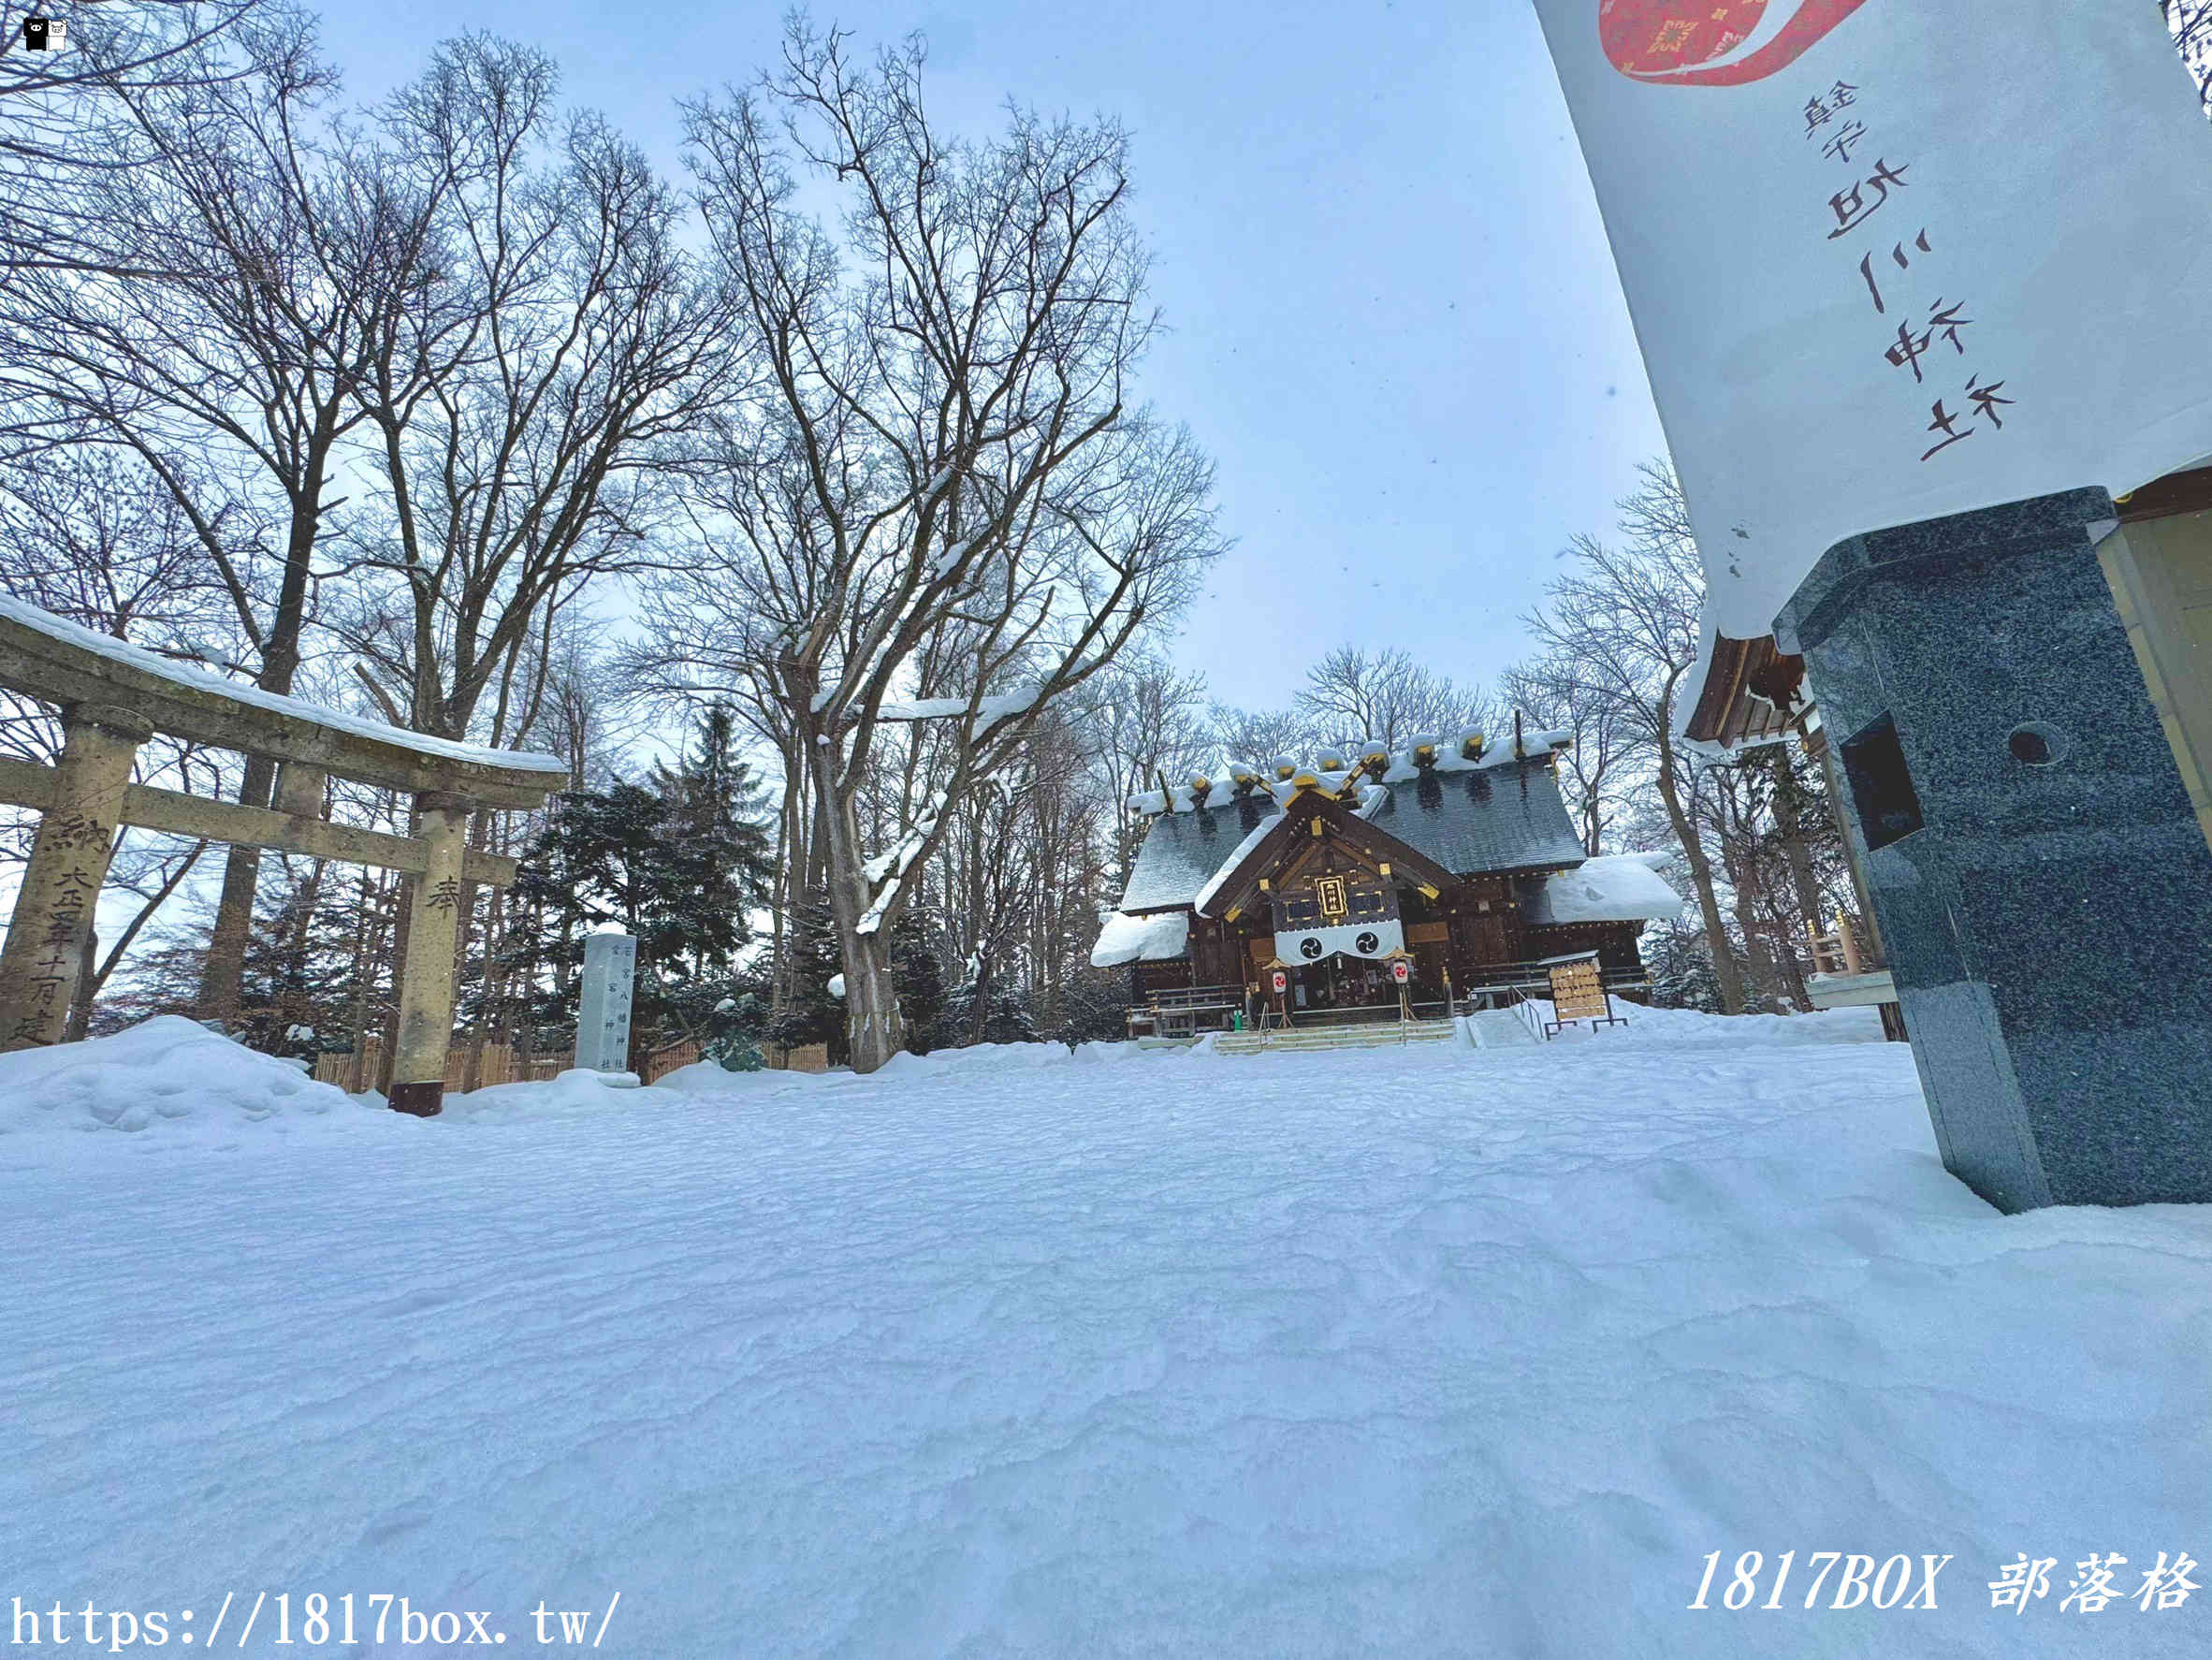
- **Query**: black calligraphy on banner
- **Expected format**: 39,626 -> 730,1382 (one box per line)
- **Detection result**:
1801,80 -> 2016,464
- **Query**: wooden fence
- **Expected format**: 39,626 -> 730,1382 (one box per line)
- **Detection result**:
314,1036 -> 704,1095
766,1042 -> 830,1073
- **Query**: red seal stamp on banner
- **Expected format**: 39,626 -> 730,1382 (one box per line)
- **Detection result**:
1599,0 -> 1866,85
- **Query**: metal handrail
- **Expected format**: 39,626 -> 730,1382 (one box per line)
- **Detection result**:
1454,965 -> 1649,1009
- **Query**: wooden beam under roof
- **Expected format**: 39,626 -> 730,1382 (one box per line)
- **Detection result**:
1682,633 -> 1806,749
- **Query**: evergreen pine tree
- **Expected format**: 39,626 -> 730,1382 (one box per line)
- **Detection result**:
510,714 -> 775,1055
938,968 -> 1039,1048
888,907 -> 947,1056
1644,916 -> 1724,1012
649,704 -> 776,1042
766,897 -> 848,1065
1057,963 -> 1135,1044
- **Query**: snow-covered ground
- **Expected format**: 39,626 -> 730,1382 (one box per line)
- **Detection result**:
4,1012 -> 2209,1656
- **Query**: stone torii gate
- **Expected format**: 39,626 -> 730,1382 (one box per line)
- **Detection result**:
0,597 -> 567,1114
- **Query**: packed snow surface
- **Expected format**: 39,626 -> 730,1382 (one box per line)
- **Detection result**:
5,1011 -> 2210,1656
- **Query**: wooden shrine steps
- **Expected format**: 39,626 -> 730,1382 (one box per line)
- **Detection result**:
1214,1019 -> 1461,1056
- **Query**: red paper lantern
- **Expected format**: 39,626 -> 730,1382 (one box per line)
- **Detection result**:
1391,960 -> 1410,983
1271,969 -> 1288,994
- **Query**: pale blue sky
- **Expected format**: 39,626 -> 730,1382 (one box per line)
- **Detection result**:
315,0 -> 1668,711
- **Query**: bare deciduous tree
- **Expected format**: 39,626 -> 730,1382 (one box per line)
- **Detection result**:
1084,655 -> 1210,889
337,37 -> 747,750
1209,702 -> 1320,771
634,24 -> 1222,1071
1525,460 -> 1748,1014
0,0 -> 279,281
0,8 -> 454,1020
2167,1 -> 2212,109
0,446 -> 233,1032
1294,645 -> 1491,754
1501,651 -> 1628,856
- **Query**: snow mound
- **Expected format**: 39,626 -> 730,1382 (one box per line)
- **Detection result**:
445,1064 -> 837,1121
651,1061 -> 826,1099
1530,1001 -> 1888,1047
0,1016 -> 363,1138
442,1070 -> 689,1123
875,1038 -> 1147,1079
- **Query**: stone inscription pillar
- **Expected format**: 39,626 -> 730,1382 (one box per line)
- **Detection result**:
388,792 -> 472,1116
0,704 -> 147,1052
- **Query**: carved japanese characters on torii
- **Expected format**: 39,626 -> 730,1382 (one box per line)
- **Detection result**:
0,597 -> 567,1115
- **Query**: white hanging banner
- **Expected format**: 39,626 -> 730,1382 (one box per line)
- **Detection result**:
1530,1 -> 2212,641
1276,919 -> 1406,965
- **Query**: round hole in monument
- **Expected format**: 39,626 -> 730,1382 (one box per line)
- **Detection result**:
2007,722 -> 2065,766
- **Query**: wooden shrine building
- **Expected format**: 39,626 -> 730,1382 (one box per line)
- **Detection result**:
1094,728 -> 1684,1035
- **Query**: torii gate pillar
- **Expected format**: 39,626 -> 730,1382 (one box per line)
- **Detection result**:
0,705 -> 148,1052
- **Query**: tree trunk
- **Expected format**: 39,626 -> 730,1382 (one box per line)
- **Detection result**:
840,929 -> 903,1073
1770,750 -> 1830,934
195,426 -> 334,1023
768,763 -> 799,1020
1722,836 -> 1789,1011
1767,895 -> 1812,1010
968,954 -> 994,1047
808,744 -> 906,1074
275,857 -> 327,1037
1654,711 -> 1747,1015
196,753 -> 275,1023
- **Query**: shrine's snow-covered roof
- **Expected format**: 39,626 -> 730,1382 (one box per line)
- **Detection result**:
1088,909 -> 1193,968
1519,852 -> 1685,926
1128,732 -> 1575,818
1190,809 -> 1288,916
1113,755 -> 1587,916
1117,794 -> 1275,913
1362,761 -> 1588,879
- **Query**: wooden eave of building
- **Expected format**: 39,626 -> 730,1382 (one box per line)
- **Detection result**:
2115,464 -> 2212,524
1194,786 -> 1460,922
1684,466 -> 2212,753
1682,632 -> 1808,749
